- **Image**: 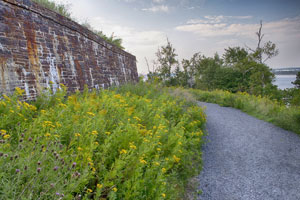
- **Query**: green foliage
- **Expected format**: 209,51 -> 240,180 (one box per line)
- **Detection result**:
147,21 -> 287,102
155,39 -> 179,84
292,72 -> 300,89
81,22 -> 124,50
191,89 -> 300,135
32,0 -> 124,49
0,82 -> 206,199
32,0 -> 71,18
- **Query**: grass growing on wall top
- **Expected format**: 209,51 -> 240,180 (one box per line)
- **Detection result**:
0,82 -> 206,199
31,0 -> 125,49
32,0 -> 72,18
191,89 -> 300,135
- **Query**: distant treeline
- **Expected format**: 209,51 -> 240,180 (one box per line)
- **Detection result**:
272,68 -> 300,75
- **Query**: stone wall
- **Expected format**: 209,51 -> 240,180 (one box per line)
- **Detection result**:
0,0 -> 138,100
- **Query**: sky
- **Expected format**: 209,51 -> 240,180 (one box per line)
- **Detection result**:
53,0 -> 300,74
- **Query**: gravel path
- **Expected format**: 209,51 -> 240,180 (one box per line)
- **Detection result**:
196,102 -> 300,200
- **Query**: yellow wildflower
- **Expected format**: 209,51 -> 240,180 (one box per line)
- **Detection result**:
44,133 -> 51,137
143,138 -> 150,143
120,149 -> 127,154
91,130 -> 98,135
112,187 -> 117,192
105,132 -> 111,135
140,158 -> 147,164
15,87 -> 24,95
3,134 -> 10,139
0,130 -> 7,135
99,109 -> 107,115
133,116 -> 141,121
173,155 -> 180,163
162,168 -> 166,173
29,105 -> 37,111
129,142 -> 137,150
154,162 -> 160,166
86,112 -> 95,117
156,148 -> 161,151
162,193 -> 166,198
97,184 -> 103,189
87,157 -> 92,162
114,94 -> 122,99
75,133 -> 81,137
127,107 -> 134,116
94,142 -> 99,145
3,94 -> 10,101
87,189 -> 93,193
77,147 -> 83,151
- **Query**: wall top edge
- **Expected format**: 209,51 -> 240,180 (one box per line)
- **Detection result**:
1,0 -> 136,60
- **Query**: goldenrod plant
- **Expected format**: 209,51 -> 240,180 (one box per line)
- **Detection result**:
0,82 -> 206,199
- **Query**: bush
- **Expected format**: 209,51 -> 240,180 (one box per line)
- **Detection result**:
0,82 -> 206,199
191,89 -> 300,135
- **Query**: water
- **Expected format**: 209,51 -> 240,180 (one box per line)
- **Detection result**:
274,75 -> 296,90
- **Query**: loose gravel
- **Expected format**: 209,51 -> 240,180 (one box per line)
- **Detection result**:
197,102 -> 300,200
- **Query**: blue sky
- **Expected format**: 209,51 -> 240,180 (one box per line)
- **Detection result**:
54,0 -> 300,74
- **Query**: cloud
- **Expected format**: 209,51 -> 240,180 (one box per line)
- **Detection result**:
187,15 -> 252,24
89,17 -> 166,73
120,0 -> 136,2
175,23 -> 257,38
175,16 -> 300,40
142,5 -> 169,13
153,0 -> 165,3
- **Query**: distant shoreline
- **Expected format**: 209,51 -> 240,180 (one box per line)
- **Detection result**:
272,67 -> 300,75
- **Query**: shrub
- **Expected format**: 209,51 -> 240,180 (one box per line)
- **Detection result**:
0,82 -> 206,199
191,89 -> 300,135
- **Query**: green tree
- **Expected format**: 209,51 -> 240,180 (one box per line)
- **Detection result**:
292,72 -> 300,89
223,47 -> 248,66
248,21 -> 279,64
155,39 -> 179,84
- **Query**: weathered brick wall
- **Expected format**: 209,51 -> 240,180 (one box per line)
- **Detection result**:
0,0 -> 138,100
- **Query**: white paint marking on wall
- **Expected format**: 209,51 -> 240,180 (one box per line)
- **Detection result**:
46,53 -> 60,92
24,82 -> 30,97
92,42 -> 98,56
89,68 -> 94,87
67,53 -> 76,76
109,75 -> 120,86
118,54 -> 127,82
0,43 -> 4,51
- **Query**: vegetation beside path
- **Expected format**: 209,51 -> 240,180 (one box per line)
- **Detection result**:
190,89 -> 300,135
0,82 -> 206,199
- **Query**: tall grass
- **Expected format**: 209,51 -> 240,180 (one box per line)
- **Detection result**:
191,89 -> 300,135
0,82 -> 206,199
32,0 -> 72,18
31,0 -> 124,49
